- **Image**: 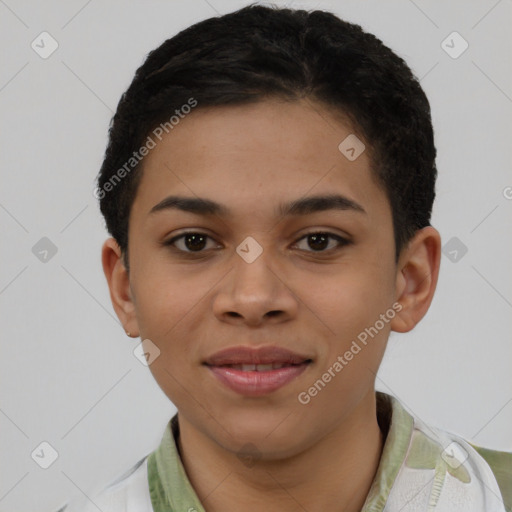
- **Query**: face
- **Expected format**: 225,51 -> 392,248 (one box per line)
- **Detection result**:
111,99 -> 412,459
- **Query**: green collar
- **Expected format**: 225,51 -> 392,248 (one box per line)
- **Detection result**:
147,392 -> 415,512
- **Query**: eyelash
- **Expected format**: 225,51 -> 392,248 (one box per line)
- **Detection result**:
162,230 -> 351,256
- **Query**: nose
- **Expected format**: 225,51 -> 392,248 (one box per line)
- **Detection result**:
212,243 -> 298,327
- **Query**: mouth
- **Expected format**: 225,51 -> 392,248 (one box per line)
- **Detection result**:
203,346 -> 313,396
216,362 -> 308,371
203,345 -> 312,366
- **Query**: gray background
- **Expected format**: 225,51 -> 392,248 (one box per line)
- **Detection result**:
0,0 -> 511,510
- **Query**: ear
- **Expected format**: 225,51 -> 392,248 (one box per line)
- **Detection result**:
101,237 -> 139,337
390,226 -> 441,333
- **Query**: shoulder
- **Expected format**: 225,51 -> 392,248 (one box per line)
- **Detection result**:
411,416 -> 512,512
55,456 -> 153,512
468,443 -> 512,512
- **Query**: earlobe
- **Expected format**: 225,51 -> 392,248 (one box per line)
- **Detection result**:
101,238 -> 140,338
390,227 -> 441,333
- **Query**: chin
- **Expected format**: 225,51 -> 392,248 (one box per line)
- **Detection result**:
213,412 -> 309,457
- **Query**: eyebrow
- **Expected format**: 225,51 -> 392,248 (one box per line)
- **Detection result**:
149,194 -> 367,218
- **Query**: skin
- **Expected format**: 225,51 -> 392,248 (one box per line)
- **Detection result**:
102,98 -> 441,512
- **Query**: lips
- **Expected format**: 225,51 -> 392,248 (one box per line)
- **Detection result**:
204,346 -> 312,396
227,363 -> 295,371
203,345 -> 312,366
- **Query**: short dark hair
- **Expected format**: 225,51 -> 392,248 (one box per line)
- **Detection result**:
96,3 -> 437,270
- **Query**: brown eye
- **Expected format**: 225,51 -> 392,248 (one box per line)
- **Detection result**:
295,232 -> 350,253
165,232 -> 217,253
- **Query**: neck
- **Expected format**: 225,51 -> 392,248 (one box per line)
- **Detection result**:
177,390 -> 384,512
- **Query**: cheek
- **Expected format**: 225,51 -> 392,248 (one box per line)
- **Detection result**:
133,282 -> 180,339
310,268 -> 396,381
130,252 -> 201,337
131,264 -> 213,377
316,265 -> 394,324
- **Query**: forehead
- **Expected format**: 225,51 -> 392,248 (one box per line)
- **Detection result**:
129,98 -> 389,225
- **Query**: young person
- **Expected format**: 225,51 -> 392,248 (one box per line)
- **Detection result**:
60,4 -> 511,511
